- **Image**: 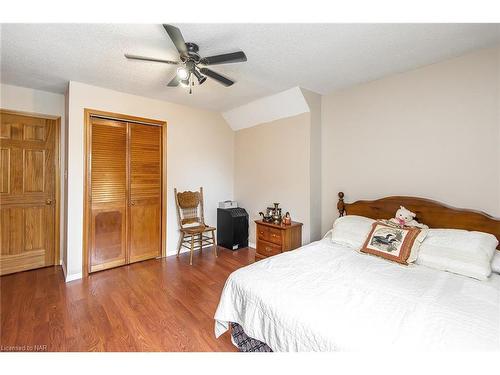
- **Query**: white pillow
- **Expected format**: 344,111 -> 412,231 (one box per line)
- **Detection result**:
416,229 -> 499,281
492,252 -> 500,274
331,215 -> 375,250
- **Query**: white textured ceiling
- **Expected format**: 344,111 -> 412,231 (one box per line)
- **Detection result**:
1,23 -> 499,111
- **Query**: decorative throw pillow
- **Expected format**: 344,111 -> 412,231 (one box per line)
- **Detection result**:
360,221 -> 427,265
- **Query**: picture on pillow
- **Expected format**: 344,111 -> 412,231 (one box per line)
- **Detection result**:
361,221 -> 427,265
369,226 -> 405,254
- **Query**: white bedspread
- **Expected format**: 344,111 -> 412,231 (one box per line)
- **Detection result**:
214,236 -> 500,351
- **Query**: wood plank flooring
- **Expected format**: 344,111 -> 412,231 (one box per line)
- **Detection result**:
0,246 -> 255,351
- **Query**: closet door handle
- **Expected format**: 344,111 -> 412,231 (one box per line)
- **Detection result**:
130,201 -> 136,206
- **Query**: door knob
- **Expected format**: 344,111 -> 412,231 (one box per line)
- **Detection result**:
45,199 -> 53,205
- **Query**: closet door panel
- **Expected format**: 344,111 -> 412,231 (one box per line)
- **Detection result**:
130,204 -> 161,262
91,207 -> 126,271
129,123 -> 161,263
90,118 -> 127,272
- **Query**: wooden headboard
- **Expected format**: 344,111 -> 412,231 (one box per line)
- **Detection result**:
337,192 -> 500,250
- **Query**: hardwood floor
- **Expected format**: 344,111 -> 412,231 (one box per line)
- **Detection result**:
0,246 -> 255,352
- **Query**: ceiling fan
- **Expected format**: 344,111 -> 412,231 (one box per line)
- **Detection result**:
124,24 -> 247,94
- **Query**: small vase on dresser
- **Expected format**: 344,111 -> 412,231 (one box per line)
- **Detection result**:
254,220 -> 303,260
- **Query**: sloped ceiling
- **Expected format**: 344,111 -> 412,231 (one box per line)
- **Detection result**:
222,87 -> 310,130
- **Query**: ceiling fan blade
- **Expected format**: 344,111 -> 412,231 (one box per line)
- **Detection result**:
124,54 -> 179,65
199,68 -> 234,87
163,24 -> 188,56
167,75 -> 181,87
201,51 -> 247,65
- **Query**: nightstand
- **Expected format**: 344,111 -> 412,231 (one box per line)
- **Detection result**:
254,220 -> 303,260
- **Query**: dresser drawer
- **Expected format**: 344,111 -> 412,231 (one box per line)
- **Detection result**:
267,227 -> 282,245
257,225 -> 270,242
257,224 -> 282,245
256,239 -> 281,257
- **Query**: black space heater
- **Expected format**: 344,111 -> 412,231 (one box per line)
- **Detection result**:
217,208 -> 249,250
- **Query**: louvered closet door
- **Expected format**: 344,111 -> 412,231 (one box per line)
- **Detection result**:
90,118 -> 127,272
128,123 -> 162,263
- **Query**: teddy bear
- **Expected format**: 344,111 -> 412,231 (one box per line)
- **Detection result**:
389,206 -> 428,229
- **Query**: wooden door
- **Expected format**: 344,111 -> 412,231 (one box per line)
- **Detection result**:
89,118 -> 127,273
0,112 -> 56,275
128,123 -> 162,263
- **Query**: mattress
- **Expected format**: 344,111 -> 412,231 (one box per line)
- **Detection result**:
214,235 -> 500,351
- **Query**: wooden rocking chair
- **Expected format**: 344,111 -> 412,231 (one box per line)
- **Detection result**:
174,187 -> 218,265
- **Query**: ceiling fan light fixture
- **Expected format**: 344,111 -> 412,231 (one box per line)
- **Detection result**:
176,66 -> 189,80
193,69 -> 207,85
126,25 -> 246,93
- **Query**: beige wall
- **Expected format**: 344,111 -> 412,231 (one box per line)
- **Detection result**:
234,113 -> 311,245
66,81 -> 234,280
301,89 -> 322,241
321,45 -> 500,234
0,83 -> 67,266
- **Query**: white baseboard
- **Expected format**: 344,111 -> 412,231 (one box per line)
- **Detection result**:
66,272 -> 83,282
61,261 -> 82,282
61,261 -> 67,279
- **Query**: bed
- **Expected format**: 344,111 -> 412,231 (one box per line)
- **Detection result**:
214,193 -> 500,351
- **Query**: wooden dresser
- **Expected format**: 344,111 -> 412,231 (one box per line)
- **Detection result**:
254,220 -> 303,260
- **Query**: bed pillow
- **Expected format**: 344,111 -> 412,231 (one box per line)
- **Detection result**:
416,229 -> 499,281
331,215 -> 375,250
360,221 -> 427,265
492,252 -> 500,274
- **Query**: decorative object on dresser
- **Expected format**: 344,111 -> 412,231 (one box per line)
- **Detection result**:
270,202 -> 282,224
255,220 -> 303,260
258,209 -> 273,223
174,187 -> 217,265
259,202 -> 284,224
282,212 -> 292,225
